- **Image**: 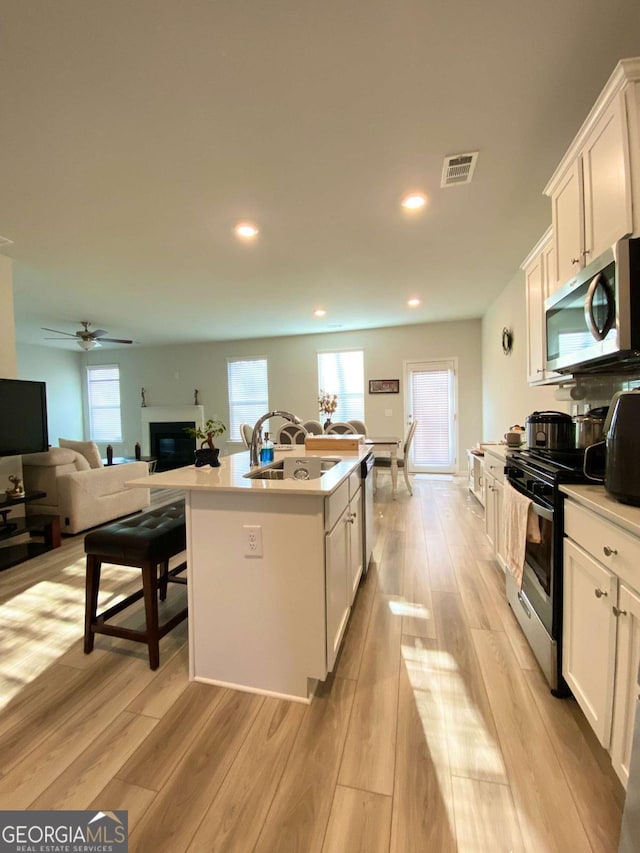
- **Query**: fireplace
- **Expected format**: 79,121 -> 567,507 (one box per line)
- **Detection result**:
150,422 -> 196,472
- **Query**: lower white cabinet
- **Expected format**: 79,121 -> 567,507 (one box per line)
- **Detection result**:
324,480 -> 363,672
483,449 -> 506,569
325,502 -> 350,672
610,583 -> 640,787
562,537 -> 618,745
467,450 -> 484,506
562,497 -> 640,788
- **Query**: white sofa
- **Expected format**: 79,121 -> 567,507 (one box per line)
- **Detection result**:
23,447 -> 150,534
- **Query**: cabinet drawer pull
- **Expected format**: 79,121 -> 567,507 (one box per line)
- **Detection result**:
594,588 -> 607,599
582,249 -> 590,257
603,545 -> 618,557
612,606 -> 627,617
571,257 -> 581,265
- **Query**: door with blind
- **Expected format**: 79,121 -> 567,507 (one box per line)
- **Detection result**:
404,360 -> 457,474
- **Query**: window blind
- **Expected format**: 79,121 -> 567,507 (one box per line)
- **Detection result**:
411,365 -> 454,467
317,350 -> 364,422
86,365 -> 122,442
228,358 -> 269,441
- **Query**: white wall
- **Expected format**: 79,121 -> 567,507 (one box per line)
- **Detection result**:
0,255 -> 16,379
482,269 -> 568,440
17,344 -> 84,446
83,319 -> 482,471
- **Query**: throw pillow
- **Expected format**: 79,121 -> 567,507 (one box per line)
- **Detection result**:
58,438 -> 103,469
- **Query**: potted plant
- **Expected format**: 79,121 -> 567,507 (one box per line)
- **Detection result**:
318,390 -> 338,430
184,418 -> 226,467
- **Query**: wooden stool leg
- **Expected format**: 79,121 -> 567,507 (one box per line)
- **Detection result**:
84,555 -> 102,654
141,560 -> 160,670
159,559 -> 169,601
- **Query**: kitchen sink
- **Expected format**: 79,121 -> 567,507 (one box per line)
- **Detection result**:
244,457 -> 339,480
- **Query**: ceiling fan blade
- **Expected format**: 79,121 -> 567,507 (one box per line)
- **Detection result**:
91,329 -> 109,338
44,336 -> 74,340
41,326 -> 76,337
99,337 -> 133,344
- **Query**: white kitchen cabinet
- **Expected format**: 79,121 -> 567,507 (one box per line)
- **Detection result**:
562,495 -> 640,787
325,502 -> 351,672
324,478 -> 363,671
467,450 -> 484,506
562,536 -> 618,746
582,96 -> 633,264
522,228 -> 562,385
543,230 -> 559,298
483,449 -> 506,569
610,583 -> 640,787
545,60 -> 640,290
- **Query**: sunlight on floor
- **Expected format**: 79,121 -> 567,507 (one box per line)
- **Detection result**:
388,599 -> 431,621
0,560 -> 132,712
402,640 -> 507,779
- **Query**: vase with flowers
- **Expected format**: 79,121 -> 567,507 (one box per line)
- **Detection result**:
318,390 -> 338,430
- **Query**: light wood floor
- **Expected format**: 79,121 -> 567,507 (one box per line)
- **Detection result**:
0,478 -> 625,851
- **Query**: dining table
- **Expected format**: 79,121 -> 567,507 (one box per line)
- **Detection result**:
365,435 -> 402,497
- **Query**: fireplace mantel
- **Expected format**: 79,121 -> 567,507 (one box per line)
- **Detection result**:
140,406 -> 205,456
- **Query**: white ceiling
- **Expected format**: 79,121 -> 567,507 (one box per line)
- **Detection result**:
2,1 -> 640,350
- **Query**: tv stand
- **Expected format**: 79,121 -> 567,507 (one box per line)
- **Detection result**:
0,490 -> 61,572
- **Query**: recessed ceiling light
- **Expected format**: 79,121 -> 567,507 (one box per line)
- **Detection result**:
234,222 -> 259,240
407,298 -> 421,307
314,309 -> 327,317
401,193 -> 427,211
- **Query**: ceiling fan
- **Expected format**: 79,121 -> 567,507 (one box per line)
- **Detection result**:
42,320 -> 134,351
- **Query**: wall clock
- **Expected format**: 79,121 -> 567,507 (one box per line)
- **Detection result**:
502,327 -> 513,355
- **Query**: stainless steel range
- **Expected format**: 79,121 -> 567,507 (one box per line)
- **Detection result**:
504,448 -> 589,696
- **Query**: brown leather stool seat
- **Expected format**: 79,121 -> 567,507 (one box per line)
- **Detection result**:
84,501 -> 188,670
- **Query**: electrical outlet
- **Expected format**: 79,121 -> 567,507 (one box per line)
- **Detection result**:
243,524 -> 263,558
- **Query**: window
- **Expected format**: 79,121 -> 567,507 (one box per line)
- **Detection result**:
86,365 -> 122,442
317,350 -> 364,421
227,357 -> 269,441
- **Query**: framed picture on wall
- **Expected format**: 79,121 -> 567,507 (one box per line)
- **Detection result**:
369,379 -> 399,394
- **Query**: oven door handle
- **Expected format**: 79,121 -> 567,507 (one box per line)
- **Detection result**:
529,502 -> 553,523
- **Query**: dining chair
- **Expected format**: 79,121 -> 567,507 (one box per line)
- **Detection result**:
240,422 -> 253,448
373,420 -> 418,496
325,422 -> 357,434
276,423 -> 308,445
302,419 -> 324,435
347,419 -> 367,435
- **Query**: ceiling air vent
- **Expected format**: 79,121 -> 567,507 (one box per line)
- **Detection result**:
440,152 -> 479,188
0,236 -> 14,247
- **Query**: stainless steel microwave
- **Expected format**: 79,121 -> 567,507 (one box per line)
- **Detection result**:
545,237 -> 640,374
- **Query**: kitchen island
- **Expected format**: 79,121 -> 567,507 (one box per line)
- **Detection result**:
127,447 -> 369,701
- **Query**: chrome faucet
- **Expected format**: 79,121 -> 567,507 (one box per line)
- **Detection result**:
249,411 -> 302,466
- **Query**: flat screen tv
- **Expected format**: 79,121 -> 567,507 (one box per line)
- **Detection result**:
0,378 -> 49,457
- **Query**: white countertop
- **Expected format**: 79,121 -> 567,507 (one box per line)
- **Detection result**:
127,447 -> 369,496
560,484 -> 640,538
480,443 -> 512,461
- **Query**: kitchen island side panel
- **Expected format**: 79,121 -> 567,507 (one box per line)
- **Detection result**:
188,489 -> 327,700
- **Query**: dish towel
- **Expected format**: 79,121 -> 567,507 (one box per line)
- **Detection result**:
502,481 -> 541,589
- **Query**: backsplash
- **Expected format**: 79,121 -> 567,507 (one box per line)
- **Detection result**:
557,373 -> 640,415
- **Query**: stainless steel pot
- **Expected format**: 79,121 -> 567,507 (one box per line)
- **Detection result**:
525,410 -> 574,451
573,406 -> 609,449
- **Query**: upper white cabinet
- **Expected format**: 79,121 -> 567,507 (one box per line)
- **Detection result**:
522,227 -> 562,384
544,58 -> 640,291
